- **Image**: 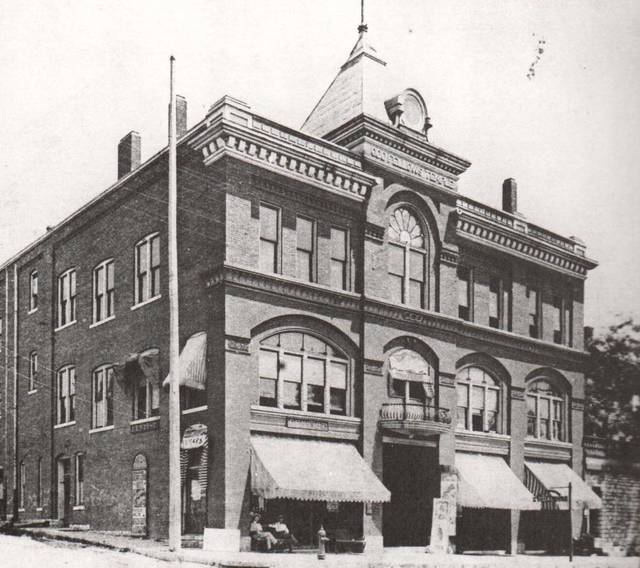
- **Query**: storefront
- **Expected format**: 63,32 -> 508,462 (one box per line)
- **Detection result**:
522,460 -> 602,553
250,435 -> 390,547
455,453 -> 538,552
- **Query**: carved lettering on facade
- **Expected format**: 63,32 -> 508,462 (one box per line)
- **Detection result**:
287,418 -> 329,431
225,335 -> 251,354
511,386 -> 525,401
364,359 -> 384,376
369,145 -> 456,191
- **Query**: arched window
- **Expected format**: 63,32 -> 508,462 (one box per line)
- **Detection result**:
258,331 -> 349,416
388,207 -> 427,309
456,366 -> 501,433
388,348 -> 435,403
526,379 -> 567,441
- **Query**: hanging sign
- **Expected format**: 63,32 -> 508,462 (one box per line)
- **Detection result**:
181,423 -> 208,450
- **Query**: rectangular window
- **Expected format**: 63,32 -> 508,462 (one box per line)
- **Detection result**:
29,271 -> 38,312
259,204 -> 279,273
29,351 -> 38,391
19,461 -> 25,509
281,353 -> 302,410
456,383 -> 469,429
135,234 -> 160,304
305,357 -> 325,413
552,296 -> 562,344
457,266 -> 472,321
408,250 -> 425,309
258,349 -> 278,407
527,395 -> 537,437
57,367 -> 76,424
527,286 -> 541,338
564,296 -> 573,347
330,227 -> 348,290
503,282 -> 512,331
92,367 -> 114,428
75,454 -> 84,506
489,277 -> 500,328
328,361 -> 347,416
296,216 -> 315,282
389,244 -> 405,304
57,269 -> 77,327
133,375 -> 160,420
36,457 -> 42,508
181,386 -> 207,411
94,260 -> 115,323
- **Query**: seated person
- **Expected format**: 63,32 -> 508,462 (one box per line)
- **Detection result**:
249,513 -> 278,551
268,515 -> 297,549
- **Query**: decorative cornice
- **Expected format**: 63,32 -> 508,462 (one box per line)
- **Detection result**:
364,222 -> 385,243
189,99 -> 377,202
524,439 -> 572,462
225,335 -> 250,355
455,204 -> 597,278
511,386 -> 525,401
364,358 -> 384,376
455,431 -> 511,456
439,246 -> 459,267
571,398 -> 585,411
439,375 -> 456,388
204,264 -> 361,313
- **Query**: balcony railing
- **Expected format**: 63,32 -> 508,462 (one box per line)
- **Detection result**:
379,402 -> 451,437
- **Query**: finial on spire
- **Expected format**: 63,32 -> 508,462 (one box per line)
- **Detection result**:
358,0 -> 368,33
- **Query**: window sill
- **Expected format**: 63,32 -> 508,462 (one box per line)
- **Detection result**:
89,424 -> 114,434
182,405 -> 207,415
455,429 -> 511,440
131,295 -> 162,312
18,508 -> 25,513
27,308 -> 38,315
54,320 -> 77,332
36,507 -> 43,512
28,389 -> 37,395
130,415 -> 160,426
73,505 -> 85,511
89,315 -> 115,329
54,421 -> 76,429
525,437 -> 572,447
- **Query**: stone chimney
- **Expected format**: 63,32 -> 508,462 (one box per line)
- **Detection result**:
177,95 -> 187,137
502,178 -> 518,214
118,131 -> 141,179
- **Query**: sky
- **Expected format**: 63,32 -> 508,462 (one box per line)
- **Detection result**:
0,0 -> 638,331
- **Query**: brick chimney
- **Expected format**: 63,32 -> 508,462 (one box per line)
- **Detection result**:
118,131 -> 141,179
502,178 -> 518,214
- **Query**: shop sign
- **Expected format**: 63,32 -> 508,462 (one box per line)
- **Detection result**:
429,498 -> 450,553
131,454 -> 148,536
181,424 -> 208,450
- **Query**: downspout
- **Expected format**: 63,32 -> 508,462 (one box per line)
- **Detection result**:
3,269 -> 8,520
12,263 -> 18,522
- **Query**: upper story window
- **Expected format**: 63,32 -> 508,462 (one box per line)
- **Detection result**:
29,270 -> 38,312
93,260 -> 115,323
388,207 -> 426,309
527,378 -> 566,441
552,294 -> 573,347
296,216 -> 315,282
135,233 -> 160,305
259,204 -> 280,273
489,276 -> 512,331
133,369 -> 159,420
57,365 -> 76,424
29,351 -> 38,392
527,286 -> 541,338
57,269 -> 77,328
457,266 -> 472,321
258,331 -> 349,416
456,366 -> 501,434
388,348 -> 435,404
330,227 -> 349,291
92,365 -> 114,429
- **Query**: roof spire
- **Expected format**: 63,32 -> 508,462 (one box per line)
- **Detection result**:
358,0 -> 368,34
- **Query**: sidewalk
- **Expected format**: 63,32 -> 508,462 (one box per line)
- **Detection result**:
12,526 -> 639,568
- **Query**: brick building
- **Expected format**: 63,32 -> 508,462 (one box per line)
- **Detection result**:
0,27 -> 602,553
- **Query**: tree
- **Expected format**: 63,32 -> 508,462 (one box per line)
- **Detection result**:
585,319 -> 640,445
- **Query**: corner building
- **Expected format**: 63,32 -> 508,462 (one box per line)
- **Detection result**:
0,28 -> 601,554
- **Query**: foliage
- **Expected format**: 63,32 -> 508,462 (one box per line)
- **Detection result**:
585,319 -> 640,445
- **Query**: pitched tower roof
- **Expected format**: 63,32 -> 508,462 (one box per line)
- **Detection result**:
301,26 -> 396,138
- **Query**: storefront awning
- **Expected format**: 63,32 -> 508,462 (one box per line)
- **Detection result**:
251,436 -> 391,503
114,348 -> 160,385
456,453 -> 539,510
525,461 -> 602,510
162,331 -> 206,390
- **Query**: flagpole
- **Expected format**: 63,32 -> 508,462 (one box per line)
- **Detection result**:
168,54 -> 182,552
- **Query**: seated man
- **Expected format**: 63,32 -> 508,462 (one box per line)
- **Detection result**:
268,515 -> 297,551
249,513 -> 278,551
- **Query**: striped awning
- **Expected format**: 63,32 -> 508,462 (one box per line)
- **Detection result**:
251,436 -> 390,503
388,348 -> 435,397
525,461 -> 602,510
163,332 -> 206,390
456,453 -> 539,510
